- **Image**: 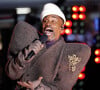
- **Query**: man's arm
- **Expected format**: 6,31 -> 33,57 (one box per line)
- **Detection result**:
5,50 -> 30,80
5,40 -> 44,80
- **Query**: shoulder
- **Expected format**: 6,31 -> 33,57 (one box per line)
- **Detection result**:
64,43 -> 91,55
62,43 -> 91,72
66,42 -> 90,49
64,42 -> 91,59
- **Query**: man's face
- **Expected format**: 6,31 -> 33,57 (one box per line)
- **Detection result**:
42,15 -> 64,42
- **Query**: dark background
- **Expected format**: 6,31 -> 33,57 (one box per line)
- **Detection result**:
0,0 -> 100,90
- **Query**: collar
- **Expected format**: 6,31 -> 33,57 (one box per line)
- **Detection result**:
46,36 -> 63,48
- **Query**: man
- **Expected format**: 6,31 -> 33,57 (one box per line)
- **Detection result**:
5,3 -> 91,90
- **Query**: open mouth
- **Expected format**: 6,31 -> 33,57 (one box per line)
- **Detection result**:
45,29 -> 53,32
44,28 -> 53,36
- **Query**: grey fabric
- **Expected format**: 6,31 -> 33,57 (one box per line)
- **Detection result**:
5,21 -> 91,90
8,21 -> 39,55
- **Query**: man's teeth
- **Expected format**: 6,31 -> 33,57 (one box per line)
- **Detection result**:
45,29 -> 53,32
45,30 -> 52,35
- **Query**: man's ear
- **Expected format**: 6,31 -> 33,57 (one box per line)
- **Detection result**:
61,25 -> 64,30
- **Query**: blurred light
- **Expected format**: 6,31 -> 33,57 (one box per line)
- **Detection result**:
79,88 -> 84,90
73,21 -> 78,27
93,38 -> 96,44
72,5 -> 79,12
78,73 -> 85,80
78,81 -> 84,86
0,33 -> 3,50
66,14 -> 71,19
81,67 -> 85,72
65,28 -> 72,35
65,20 -> 72,27
76,35 -> 85,42
94,57 -> 100,64
79,6 -> 86,12
80,29 -> 85,34
96,42 -> 100,48
95,34 -> 100,41
72,13 -> 79,20
81,43 -> 87,45
0,42 -> 3,50
79,13 -> 86,20
16,7 -> 31,14
73,29 -> 78,34
80,22 -> 85,26
66,6 -> 72,12
94,18 -> 99,31
94,49 -> 100,56
67,34 -> 75,41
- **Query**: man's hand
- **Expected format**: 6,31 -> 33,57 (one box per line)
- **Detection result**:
17,77 -> 43,90
15,40 -> 44,68
24,40 -> 44,62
